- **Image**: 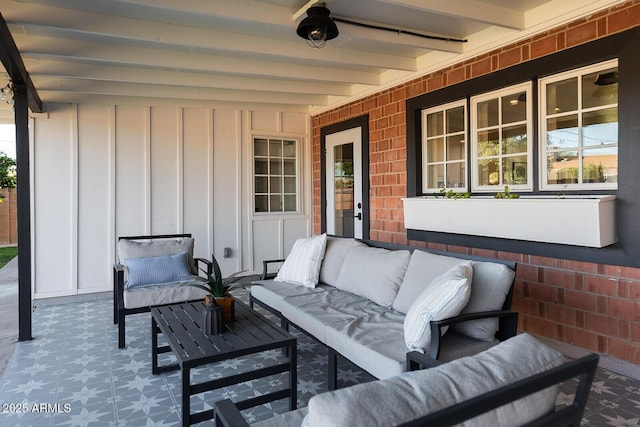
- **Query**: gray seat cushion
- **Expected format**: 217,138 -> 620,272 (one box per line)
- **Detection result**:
306,333 -> 563,427
436,331 -> 499,362
282,289 -> 389,344
325,310 -> 407,379
250,280 -> 330,314
123,280 -> 207,309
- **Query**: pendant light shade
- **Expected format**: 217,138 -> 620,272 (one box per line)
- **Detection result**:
296,4 -> 339,48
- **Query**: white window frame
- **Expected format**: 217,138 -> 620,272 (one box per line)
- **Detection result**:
252,136 -> 301,214
538,59 -> 618,191
471,82 -> 533,193
421,100 -> 467,193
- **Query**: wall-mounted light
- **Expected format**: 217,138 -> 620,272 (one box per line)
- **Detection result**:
594,71 -> 618,86
0,82 -> 14,105
296,3 -> 339,49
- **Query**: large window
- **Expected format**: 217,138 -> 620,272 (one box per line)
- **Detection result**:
254,137 -> 298,213
539,60 -> 618,190
471,83 -> 533,192
421,101 -> 466,192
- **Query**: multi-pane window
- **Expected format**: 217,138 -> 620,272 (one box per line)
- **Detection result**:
254,137 -> 298,213
471,83 -> 532,192
421,101 -> 467,192
540,60 -> 618,190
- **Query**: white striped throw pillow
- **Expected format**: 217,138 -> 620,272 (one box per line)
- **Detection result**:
404,262 -> 473,352
275,233 -> 328,288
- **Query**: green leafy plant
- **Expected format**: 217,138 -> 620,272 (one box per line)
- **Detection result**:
0,151 -> 17,202
434,187 -> 471,199
185,255 -> 244,298
494,185 -> 520,199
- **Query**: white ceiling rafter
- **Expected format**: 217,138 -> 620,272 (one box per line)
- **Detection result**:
0,0 -> 628,113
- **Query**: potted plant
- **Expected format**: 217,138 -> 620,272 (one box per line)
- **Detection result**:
186,255 -> 244,323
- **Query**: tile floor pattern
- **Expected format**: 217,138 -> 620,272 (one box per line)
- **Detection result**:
0,289 -> 638,426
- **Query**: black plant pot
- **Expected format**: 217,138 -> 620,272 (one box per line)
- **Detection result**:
202,300 -> 224,335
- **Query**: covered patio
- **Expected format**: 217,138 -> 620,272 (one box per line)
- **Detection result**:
0,0 -> 639,425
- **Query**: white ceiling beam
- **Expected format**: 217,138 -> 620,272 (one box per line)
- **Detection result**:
377,0 -> 525,30
23,59 -> 353,97
335,20 -> 465,54
13,34 -> 381,86
4,3 -> 417,72
33,76 -> 329,106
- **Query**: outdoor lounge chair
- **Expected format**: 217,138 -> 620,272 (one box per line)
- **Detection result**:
113,234 -> 212,348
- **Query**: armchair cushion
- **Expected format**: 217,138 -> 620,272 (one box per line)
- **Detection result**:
123,252 -> 194,289
319,237 -> 367,287
117,236 -> 197,274
306,333 -> 563,427
403,263 -> 472,352
334,246 -> 410,307
275,233 -> 328,288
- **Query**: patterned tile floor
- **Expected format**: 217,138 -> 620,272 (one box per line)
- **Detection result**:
0,289 -> 638,426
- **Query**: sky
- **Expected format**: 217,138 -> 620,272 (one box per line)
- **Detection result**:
0,124 -> 15,159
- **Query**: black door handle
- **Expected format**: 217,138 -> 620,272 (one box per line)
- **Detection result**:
354,212 -> 362,220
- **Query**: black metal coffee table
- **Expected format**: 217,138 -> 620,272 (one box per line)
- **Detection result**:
151,300 -> 297,426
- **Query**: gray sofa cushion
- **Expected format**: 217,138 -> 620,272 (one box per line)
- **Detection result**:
451,260 -> 516,341
306,333 -> 563,427
118,237 -> 197,274
283,289 -> 389,344
123,281 -> 207,309
335,246 -> 410,307
252,408 -> 308,427
392,250 -> 462,313
325,310 -> 408,379
250,280 -> 331,314
319,237 -> 367,287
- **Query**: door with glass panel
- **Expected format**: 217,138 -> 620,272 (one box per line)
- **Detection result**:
326,127 -> 363,238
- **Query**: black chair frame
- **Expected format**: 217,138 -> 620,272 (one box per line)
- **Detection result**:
113,234 -> 212,348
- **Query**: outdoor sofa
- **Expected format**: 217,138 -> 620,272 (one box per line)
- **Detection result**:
214,333 -> 599,427
113,234 -> 212,348
250,234 -> 518,389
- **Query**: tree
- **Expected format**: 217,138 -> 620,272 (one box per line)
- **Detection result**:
0,151 -> 16,202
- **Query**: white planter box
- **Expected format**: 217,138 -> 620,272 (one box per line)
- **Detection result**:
402,195 -> 617,248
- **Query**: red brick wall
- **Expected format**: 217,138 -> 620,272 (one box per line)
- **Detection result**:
311,1 -> 640,364
0,187 -> 17,246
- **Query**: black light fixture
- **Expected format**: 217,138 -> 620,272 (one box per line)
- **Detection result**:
594,71 -> 618,86
296,3 -> 339,49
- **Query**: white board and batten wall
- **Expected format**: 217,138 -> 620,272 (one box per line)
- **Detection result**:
30,104 -> 311,299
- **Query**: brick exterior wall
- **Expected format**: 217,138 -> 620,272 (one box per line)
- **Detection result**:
0,187 -> 17,246
311,1 -> 640,364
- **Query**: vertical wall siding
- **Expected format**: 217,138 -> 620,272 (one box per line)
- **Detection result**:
32,104 -> 310,299
311,1 -> 640,365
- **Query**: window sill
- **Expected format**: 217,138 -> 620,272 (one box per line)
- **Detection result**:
402,195 -> 617,248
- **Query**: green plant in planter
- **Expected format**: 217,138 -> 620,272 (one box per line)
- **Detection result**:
185,255 -> 244,298
434,187 -> 471,199
494,185 -> 520,199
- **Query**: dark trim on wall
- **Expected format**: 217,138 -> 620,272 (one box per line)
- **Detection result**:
406,27 -> 640,268
320,115 -> 370,239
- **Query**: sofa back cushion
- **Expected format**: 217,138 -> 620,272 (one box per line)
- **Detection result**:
123,252 -> 194,289
335,245 -> 410,307
319,237 -> 367,287
451,260 -> 516,341
118,237 -> 197,274
393,250 -> 462,314
306,333 -> 563,427
275,233 -> 328,288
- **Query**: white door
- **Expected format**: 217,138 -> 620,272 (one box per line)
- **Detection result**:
326,127 -> 363,238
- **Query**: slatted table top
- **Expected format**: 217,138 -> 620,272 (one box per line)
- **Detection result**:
151,300 -> 295,369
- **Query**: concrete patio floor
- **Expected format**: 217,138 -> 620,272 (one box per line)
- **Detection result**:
0,255 -> 18,379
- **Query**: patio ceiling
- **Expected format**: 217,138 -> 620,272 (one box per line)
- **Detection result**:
0,0 -> 626,114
